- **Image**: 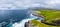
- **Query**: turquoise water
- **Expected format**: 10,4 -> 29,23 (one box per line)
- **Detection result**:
6,23 -> 12,27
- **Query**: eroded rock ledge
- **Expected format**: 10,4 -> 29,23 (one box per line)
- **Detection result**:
41,20 -> 60,26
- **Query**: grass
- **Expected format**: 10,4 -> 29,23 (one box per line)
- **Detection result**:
30,9 -> 60,27
30,20 -> 60,27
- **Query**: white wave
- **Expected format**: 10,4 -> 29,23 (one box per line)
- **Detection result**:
12,13 -> 38,27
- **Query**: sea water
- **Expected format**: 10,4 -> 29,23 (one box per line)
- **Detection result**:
12,13 -> 38,27
12,11 -> 43,27
3,10 -> 43,27
0,10 -> 28,27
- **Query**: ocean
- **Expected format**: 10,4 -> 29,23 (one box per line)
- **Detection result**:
0,10 -> 29,27
0,9 -> 43,27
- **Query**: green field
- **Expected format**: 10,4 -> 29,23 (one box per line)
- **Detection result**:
30,9 -> 60,27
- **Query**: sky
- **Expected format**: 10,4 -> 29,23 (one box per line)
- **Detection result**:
0,0 -> 60,10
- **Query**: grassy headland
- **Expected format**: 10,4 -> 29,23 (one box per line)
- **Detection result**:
30,9 -> 60,27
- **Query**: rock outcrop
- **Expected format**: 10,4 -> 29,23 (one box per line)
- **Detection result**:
24,21 -> 31,27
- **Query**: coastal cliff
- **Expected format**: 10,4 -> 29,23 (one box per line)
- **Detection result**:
25,9 -> 60,27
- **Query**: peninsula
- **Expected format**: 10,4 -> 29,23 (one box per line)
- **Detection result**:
25,9 -> 60,27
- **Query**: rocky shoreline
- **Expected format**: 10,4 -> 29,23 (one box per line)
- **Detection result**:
24,13 -> 44,27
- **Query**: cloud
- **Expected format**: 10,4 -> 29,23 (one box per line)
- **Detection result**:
0,0 -> 60,10
40,0 -> 60,9
0,0 -> 41,10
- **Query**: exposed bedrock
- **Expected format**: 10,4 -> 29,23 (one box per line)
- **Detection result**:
41,20 -> 60,26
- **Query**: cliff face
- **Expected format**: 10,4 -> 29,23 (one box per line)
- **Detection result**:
25,22 -> 29,27
24,21 -> 33,27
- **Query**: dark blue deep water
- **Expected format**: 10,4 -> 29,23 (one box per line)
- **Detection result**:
0,10 -> 29,27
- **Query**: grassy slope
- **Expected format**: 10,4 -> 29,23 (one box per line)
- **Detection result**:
30,9 -> 60,27
31,20 -> 60,27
